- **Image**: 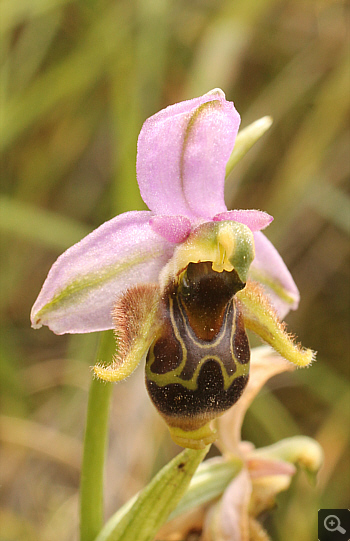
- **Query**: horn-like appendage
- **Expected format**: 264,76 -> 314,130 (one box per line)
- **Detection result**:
145,261 -> 250,449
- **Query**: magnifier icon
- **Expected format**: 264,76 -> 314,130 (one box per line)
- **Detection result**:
324,515 -> 346,534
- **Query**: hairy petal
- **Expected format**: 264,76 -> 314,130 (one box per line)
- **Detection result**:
213,210 -> 273,232
31,211 -> 175,334
237,281 -> 315,367
94,284 -> 161,382
249,231 -> 300,318
137,89 -> 240,219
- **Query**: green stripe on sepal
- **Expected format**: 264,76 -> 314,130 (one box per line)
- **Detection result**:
32,246 -> 165,330
95,446 -> 210,541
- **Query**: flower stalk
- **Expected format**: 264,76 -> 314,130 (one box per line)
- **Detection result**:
80,332 -> 114,541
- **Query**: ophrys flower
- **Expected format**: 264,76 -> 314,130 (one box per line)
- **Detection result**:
31,89 -> 314,448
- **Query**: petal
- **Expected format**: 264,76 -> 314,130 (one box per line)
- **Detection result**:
250,472 -> 294,518
137,88 -> 240,220
31,211 -> 175,334
252,436 -> 323,478
210,468 -> 252,541
237,280 -> 315,367
149,215 -> 192,243
94,284 -> 161,382
247,457 -> 296,479
249,231 -> 300,318
213,209 -> 273,231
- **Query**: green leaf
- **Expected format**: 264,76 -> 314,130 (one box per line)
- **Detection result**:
95,445 -> 210,541
1,4 -> 126,151
0,195 -> 91,250
1,0 -> 73,36
225,116 -> 273,177
167,456 -> 242,522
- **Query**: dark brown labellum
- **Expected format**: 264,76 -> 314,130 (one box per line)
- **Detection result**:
145,262 -> 250,433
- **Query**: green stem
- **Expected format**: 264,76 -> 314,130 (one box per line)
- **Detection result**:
80,331 -> 115,541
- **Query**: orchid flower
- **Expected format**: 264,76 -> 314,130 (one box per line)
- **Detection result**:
31,89 -> 314,449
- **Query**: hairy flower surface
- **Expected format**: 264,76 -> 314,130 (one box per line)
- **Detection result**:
31,89 -> 314,448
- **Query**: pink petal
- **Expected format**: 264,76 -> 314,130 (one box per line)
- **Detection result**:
31,211 -> 175,334
149,215 -> 192,243
247,457 -> 296,478
213,209 -> 273,231
137,89 -> 240,220
215,468 -> 252,541
250,232 -> 300,318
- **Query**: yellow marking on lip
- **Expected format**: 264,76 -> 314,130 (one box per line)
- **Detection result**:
146,296 -> 249,391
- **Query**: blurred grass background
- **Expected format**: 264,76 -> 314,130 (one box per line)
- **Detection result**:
0,0 -> 349,539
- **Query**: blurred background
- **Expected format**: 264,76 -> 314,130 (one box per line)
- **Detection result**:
0,0 -> 349,539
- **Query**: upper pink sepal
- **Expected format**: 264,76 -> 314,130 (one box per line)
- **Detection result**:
149,215 -> 192,243
136,89 -> 240,220
213,209 -> 273,231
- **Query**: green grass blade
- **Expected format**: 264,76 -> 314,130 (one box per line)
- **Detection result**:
0,196 -> 91,250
